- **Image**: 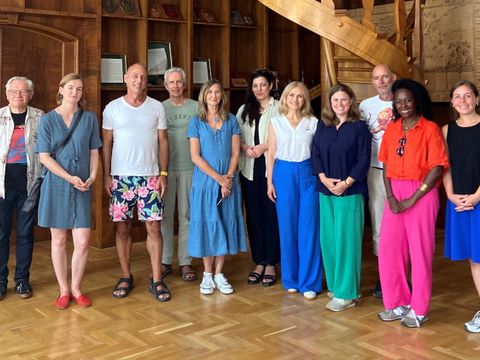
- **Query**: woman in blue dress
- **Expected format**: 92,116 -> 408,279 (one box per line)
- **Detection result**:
36,74 -> 101,309
187,79 -> 246,295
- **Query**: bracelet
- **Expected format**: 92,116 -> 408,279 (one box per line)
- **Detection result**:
344,180 -> 350,187
160,170 -> 168,177
419,183 -> 428,192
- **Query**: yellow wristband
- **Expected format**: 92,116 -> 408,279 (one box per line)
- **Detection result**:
160,171 -> 168,177
419,183 -> 428,192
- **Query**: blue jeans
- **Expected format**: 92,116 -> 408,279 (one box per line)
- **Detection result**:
0,190 -> 35,284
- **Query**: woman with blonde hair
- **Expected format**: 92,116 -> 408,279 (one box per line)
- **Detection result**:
187,79 -> 246,295
36,73 -> 101,309
267,81 -> 322,300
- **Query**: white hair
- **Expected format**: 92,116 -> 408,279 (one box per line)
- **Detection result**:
164,67 -> 186,86
5,76 -> 34,92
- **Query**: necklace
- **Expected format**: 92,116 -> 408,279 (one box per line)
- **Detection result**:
213,116 -> 220,123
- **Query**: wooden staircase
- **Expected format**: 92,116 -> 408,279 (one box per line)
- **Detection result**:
258,0 -> 424,103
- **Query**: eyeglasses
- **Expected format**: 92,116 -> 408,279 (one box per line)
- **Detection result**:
7,90 -> 31,96
396,137 -> 407,157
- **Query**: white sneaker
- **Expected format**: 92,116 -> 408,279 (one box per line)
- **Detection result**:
214,273 -> 234,295
326,297 -> 356,312
464,311 -> 480,333
287,288 -> 298,294
200,272 -> 215,295
378,305 -> 410,322
303,291 -> 317,300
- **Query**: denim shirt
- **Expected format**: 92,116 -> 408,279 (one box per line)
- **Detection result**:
0,105 -> 44,198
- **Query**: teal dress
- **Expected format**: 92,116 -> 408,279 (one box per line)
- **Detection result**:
187,114 -> 246,257
36,109 -> 102,229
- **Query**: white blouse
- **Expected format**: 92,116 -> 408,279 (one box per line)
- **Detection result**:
271,114 -> 318,162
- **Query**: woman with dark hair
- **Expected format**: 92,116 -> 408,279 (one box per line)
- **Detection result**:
311,83 -> 371,311
36,73 -> 102,309
236,69 -> 280,286
187,79 -> 246,295
377,79 -> 448,327
442,80 -> 480,333
266,81 -> 322,300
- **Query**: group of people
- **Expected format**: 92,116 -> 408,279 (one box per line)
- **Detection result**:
0,63 -> 479,333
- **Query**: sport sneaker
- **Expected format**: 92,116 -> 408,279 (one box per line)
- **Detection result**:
200,272 -> 215,295
400,309 -> 429,328
303,291 -> 317,300
15,279 -> 33,299
214,273 -> 234,295
464,311 -> 480,333
378,305 -> 410,322
326,297 -> 356,312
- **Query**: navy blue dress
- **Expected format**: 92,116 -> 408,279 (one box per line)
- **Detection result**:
36,109 -> 102,228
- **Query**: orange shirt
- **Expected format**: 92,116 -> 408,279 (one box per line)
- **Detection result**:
378,117 -> 449,182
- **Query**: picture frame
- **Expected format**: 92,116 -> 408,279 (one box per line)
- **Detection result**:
148,0 -> 162,18
102,0 -> 141,17
198,8 -> 217,23
193,57 -> 212,85
161,3 -> 182,20
231,78 -> 248,87
101,54 -> 127,86
231,10 -> 245,25
147,41 -> 172,85
243,16 -> 254,25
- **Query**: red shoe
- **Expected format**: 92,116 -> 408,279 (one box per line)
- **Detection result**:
55,295 -> 71,310
71,294 -> 92,307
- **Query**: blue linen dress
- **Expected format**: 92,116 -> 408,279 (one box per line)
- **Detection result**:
36,109 -> 102,229
187,114 -> 247,258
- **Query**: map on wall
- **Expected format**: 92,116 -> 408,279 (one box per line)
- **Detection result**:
423,0 -> 473,73
348,0 -> 478,101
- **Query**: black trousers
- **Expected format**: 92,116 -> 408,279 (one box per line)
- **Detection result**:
240,173 -> 280,266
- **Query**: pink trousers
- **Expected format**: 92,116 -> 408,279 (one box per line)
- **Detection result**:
379,180 -> 439,316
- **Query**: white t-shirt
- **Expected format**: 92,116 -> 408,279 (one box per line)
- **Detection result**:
271,114 -> 318,162
359,95 -> 394,168
103,96 -> 167,176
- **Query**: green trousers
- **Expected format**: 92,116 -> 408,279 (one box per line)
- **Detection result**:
319,193 -> 364,300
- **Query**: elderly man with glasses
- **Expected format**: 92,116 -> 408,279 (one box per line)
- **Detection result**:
0,76 -> 44,300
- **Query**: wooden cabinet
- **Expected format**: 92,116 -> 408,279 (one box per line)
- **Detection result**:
0,0 -> 320,248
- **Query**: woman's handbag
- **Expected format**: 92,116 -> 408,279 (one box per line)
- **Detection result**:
21,109 -> 84,212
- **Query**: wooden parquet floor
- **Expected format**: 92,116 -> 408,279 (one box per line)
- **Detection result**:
1,230 -> 480,360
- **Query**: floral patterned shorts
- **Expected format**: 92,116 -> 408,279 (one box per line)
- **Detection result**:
109,176 -> 164,222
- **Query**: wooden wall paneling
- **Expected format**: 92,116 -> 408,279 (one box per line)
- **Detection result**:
298,28 -> 321,89
267,10 -> 300,90
0,0 -> 25,11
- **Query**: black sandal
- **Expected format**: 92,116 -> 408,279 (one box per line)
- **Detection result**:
248,265 -> 265,285
262,266 -> 277,287
149,279 -> 171,302
112,275 -> 134,298
161,263 -> 173,278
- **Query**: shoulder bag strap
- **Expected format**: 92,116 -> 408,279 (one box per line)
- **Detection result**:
52,108 -> 84,159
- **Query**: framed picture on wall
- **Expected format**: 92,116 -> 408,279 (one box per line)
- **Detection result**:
101,54 -> 127,85
147,41 -> 172,85
193,57 -> 212,85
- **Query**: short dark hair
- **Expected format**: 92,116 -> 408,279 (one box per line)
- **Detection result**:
391,79 -> 433,120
